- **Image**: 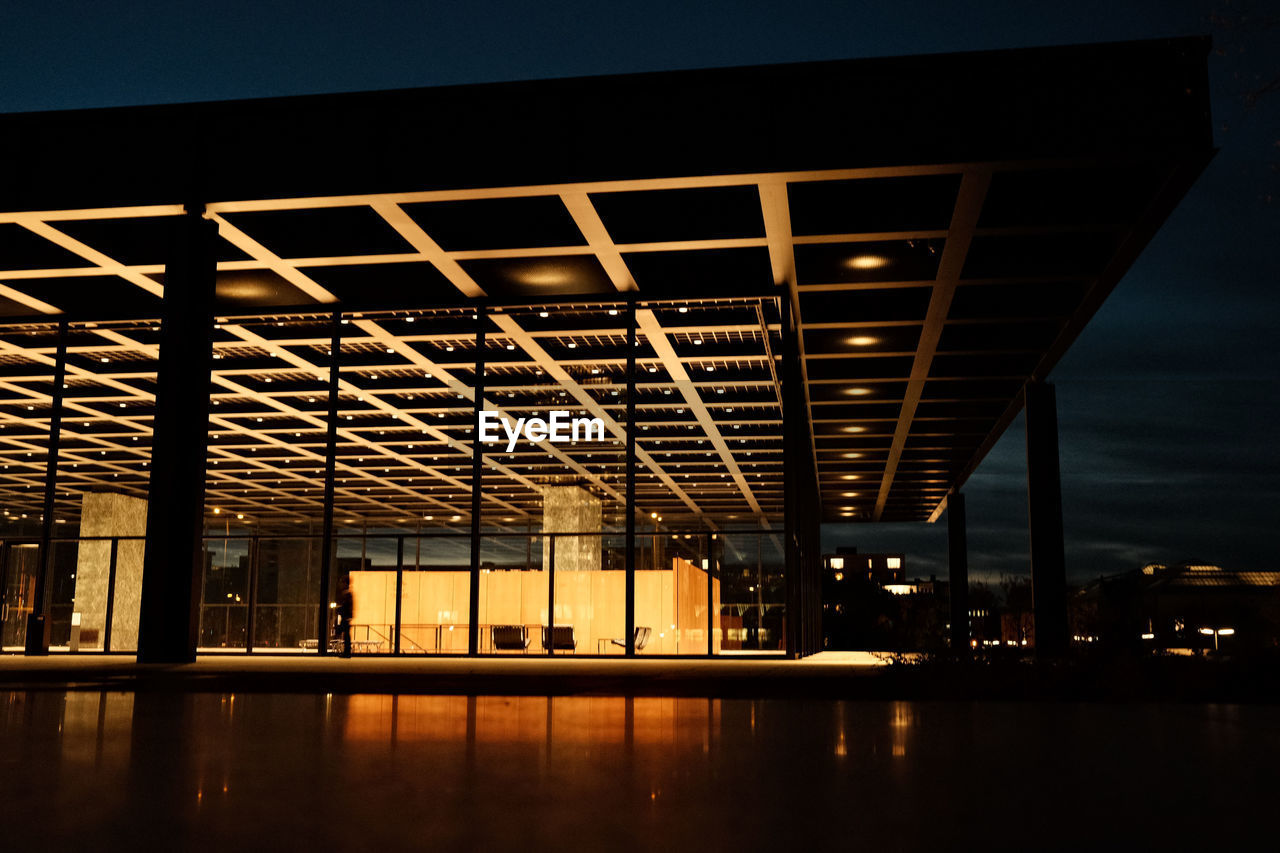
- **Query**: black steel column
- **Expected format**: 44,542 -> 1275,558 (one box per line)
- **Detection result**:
393,535 -> 404,654
136,210 -> 217,664
317,311 -> 341,655
780,296 -> 800,658
546,535 -> 556,656
625,300 -> 636,656
1026,380 -> 1067,657
706,532 -> 714,655
245,535 -> 260,653
103,538 -> 119,652
26,319 -> 68,655
947,492 -> 969,654
467,310 -> 486,656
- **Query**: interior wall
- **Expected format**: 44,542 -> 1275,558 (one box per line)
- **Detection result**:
72,492 -> 148,650
350,560 -> 719,655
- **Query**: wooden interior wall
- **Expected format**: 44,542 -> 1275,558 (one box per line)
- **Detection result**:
350,561 -> 719,654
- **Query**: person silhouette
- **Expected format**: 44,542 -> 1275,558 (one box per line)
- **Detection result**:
336,574 -> 354,657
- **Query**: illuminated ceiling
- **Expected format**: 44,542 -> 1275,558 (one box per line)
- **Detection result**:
0,38 -> 1214,526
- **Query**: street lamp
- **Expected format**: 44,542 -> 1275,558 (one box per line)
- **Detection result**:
1197,626 -> 1235,651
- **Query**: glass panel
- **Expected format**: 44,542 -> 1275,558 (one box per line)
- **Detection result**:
54,318 -> 158,647
477,533 -> 546,654
45,539 -> 83,650
0,542 -> 41,650
336,535 -> 398,654
252,537 -> 323,652
399,534 -> 470,654
718,531 -> 786,652
630,298 -> 786,654
199,535 -> 251,649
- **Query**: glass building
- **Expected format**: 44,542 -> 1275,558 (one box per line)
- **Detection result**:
0,37 -> 1212,661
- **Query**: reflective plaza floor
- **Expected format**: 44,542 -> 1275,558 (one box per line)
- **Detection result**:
3,686 -> 1277,850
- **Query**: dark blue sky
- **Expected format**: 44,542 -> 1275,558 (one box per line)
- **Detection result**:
2,0 -> 1276,582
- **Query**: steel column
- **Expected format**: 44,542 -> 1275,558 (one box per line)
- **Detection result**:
947,492 -> 969,654
625,299 -> 636,656
468,310 -> 486,656
25,319 -> 67,655
136,210 -> 217,664
317,311 -> 341,655
1026,380 -> 1068,657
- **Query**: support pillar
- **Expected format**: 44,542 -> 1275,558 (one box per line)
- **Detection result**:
136,209 -> 217,663
467,310 -> 485,656
947,492 -> 969,654
25,319 -> 67,655
1026,380 -> 1067,657
316,311 -> 341,655
625,299 -> 636,656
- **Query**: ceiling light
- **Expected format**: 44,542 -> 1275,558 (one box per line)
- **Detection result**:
678,307 -> 688,314
539,311 -> 549,318
847,336 -> 878,347
846,387 -> 871,396
844,254 -> 889,270
844,426 -> 866,433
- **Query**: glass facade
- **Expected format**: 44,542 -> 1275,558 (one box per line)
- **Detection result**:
0,295 -> 793,657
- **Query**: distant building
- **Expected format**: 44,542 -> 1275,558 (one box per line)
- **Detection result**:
824,548 -> 905,585
821,548 -> 949,650
1072,562 -> 1280,653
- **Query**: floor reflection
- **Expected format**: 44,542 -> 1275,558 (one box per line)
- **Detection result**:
2,691 -> 1277,847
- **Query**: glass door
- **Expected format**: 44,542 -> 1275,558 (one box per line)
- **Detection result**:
1,542 -> 41,651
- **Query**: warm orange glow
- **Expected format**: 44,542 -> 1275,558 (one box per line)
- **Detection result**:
843,426 -> 866,433
845,387 -> 872,396
846,336 -> 878,347
844,254 -> 889,270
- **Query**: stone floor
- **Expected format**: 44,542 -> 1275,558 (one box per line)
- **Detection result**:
2,687 -> 1276,850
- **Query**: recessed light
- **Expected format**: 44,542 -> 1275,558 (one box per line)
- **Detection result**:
847,336 -> 878,347
844,425 -> 866,433
844,254 -> 888,270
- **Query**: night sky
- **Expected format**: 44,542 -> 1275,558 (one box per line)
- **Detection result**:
2,0 -> 1276,583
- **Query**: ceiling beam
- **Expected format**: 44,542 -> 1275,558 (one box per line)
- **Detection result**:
872,169 -> 991,522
